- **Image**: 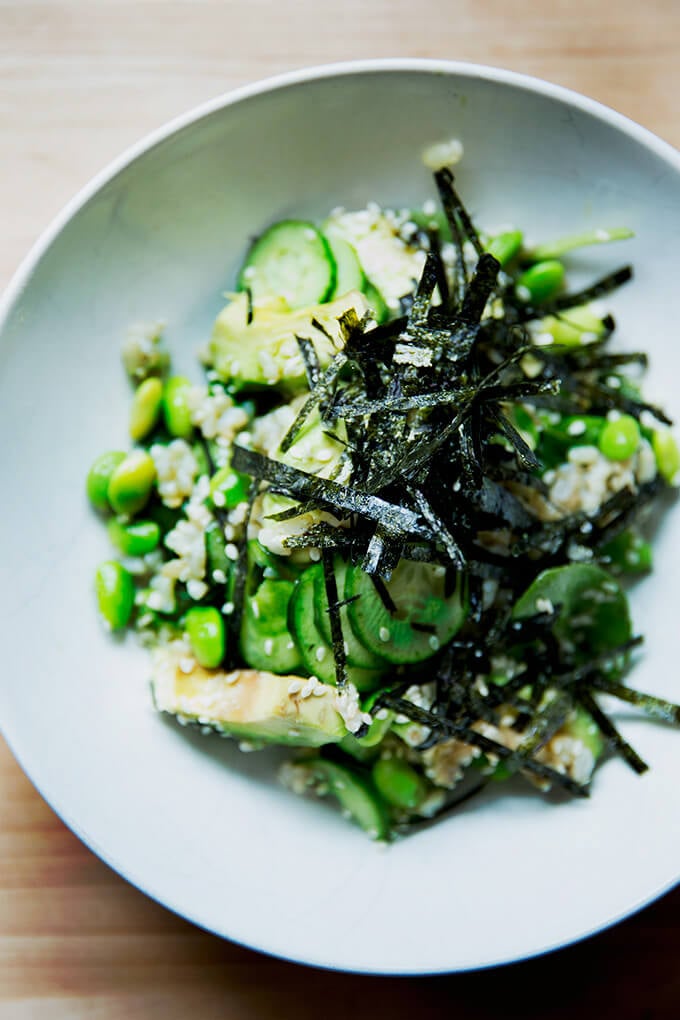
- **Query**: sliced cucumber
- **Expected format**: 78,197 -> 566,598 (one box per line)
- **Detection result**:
322,230 -> 365,299
346,560 -> 467,665
313,561 -> 389,670
363,279 -> 389,324
239,579 -> 302,674
300,758 -> 391,840
238,220 -> 336,309
288,568 -> 382,692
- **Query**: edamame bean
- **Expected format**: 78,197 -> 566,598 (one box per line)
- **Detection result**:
652,427 -> 680,484
485,229 -> 523,267
107,518 -> 160,556
86,450 -> 126,513
107,450 -> 156,516
95,561 -> 135,630
601,530 -> 652,574
539,304 -> 606,346
371,758 -> 428,812
210,464 -> 251,510
598,414 -> 640,461
162,376 -> 194,438
185,606 -> 225,668
130,377 -> 163,442
515,259 -> 565,304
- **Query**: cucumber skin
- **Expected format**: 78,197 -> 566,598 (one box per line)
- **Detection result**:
237,220 -> 336,310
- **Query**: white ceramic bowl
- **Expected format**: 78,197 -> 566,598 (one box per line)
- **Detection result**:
2,59 -> 680,975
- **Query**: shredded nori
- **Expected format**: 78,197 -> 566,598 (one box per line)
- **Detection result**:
225,168 -> 678,805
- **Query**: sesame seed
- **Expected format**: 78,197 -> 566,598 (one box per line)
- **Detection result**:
288,680 -> 302,695
263,638 -> 274,656
428,635 -> 440,651
379,626 -> 391,643
567,419 -> 587,436
212,568 -> 227,584
376,708 -> 390,721
222,601 -> 235,615
213,490 -> 226,507
225,543 -> 239,561
251,600 -> 260,619
315,646 -> 326,662
309,548 -> 321,562
179,657 -> 195,674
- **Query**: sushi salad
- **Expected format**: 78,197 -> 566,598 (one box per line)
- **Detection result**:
87,147 -> 680,841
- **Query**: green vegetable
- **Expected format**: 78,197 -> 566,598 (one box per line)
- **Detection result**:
185,606 -> 225,669
95,561 -> 135,630
210,464 -> 251,510
363,279 -> 389,324
371,757 -> 428,811
162,376 -> 194,438
323,231 -> 365,298
129,377 -> 163,442
516,259 -> 565,304
86,450 -> 126,513
107,518 -> 160,556
652,427 -> 680,483
538,304 -> 607,346
107,450 -> 156,516
598,414 -> 640,461
528,226 -> 634,262
514,564 -> 631,661
299,758 -> 391,840
601,530 -> 652,574
238,220 -> 336,309
485,229 -> 523,267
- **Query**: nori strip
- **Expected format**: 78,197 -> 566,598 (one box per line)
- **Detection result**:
576,689 -> 649,775
589,677 -> 680,725
223,476 -> 260,669
295,334 -> 321,390
322,550 -> 348,688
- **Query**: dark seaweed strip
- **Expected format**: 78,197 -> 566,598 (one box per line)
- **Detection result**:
479,379 -> 560,403
589,678 -> 680,725
434,167 -> 485,258
460,253 -> 501,324
295,334 -> 321,390
576,689 -> 649,775
406,484 -> 466,569
485,406 -> 540,472
551,266 -> 633,311
379,695 -> 589,796
264,499 -> 321,522
281,525 -> 351,550
278,351 -> 348,453
581,380 -> 673,426
370,573 -> 397,614
334,386 -> 475,419
224,476 -> 259,669
322,550 -> 348,689
408,247 -> 440,327
427,226 -> 450,309
245,287 -> 254,325
515,691 -> 574,758
231,445 -> 431,538
362,524 -> 402,578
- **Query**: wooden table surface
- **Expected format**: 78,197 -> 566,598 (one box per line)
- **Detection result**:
2,2 -> 679,1015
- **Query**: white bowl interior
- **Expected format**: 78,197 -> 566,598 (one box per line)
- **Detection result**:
1,63 -> 680,973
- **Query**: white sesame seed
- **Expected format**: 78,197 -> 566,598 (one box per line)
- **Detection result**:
222,601 -> 235,615
212,568 -> 227,584
225,543 -> 239,561
428,635 -> 440,651
263,638 -> 274,656
309,548 -> 322,562
315,646 -> 326,662
567,419 -> 587,436
251,600 -> 260,619
288,680 -> 302,695
379,626 -> 391,643
312,685 -> 326,697
179,657 -> 195,674
213,490 -> 226,507
376,708 -> 390,721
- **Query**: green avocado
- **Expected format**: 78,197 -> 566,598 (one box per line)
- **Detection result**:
151,649 -> 346,747
208,290 -> 369,393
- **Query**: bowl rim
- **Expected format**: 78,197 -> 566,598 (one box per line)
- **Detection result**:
2,57 -> 680,975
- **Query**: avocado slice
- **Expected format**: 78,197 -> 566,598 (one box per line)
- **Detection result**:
151,648 -> 347,747
208,290 -> 369,393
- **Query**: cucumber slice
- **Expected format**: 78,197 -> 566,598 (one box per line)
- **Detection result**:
238,220 -> 336,309
313,561 -> 389,670
363,279 -> 389,324
289,568 -> 383,692
239,579 -> 302,674
323,232 -> 365,298
300,758 -> 391,840
346,560 -> 467,665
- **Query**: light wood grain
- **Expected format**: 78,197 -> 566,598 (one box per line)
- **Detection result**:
1,1 -> 679,1015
